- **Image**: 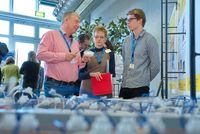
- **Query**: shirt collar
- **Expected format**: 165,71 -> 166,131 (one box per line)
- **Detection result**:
95,47 -> 104,52
138,29 -> 146,38
60,28 -> 73,39
132,29 -> 146,39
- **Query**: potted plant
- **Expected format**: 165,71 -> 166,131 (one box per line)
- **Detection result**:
76,17 -> 130,54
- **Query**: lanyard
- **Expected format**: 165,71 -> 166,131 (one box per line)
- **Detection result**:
59,30 -> 73,52
95,48 -> 105,64
131,33 -> 136,63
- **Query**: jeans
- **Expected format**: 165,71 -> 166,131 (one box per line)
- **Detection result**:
80,88 -> 97,98
33,89 -> 40,98
44,79 -> 80,98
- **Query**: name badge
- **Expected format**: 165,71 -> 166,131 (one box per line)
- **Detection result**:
129,64 -> 135,69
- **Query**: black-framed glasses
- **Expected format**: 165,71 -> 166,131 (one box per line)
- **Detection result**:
127,17 -> 137,22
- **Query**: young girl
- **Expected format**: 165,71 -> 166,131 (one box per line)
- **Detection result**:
79,26 -> 115,97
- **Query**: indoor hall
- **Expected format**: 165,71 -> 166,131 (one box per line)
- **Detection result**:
0,0 -> 199,133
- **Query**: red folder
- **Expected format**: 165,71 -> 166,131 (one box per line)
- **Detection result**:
91,73 -> 112,95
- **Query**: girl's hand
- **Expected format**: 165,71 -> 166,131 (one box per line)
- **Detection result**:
90,72 -> 102,81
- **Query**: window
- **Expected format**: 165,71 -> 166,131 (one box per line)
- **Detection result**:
0,20 -> 9,35
0,0 -> 9,12
0,37 -> 9,45
15,42 -> 34,67
13,0 -> 36,17
39,27 -> 53,38
39,5 -> 56,21
14,24 -> 35,37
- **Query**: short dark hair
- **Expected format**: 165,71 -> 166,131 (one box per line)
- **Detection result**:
78,34 -> 90,43
127,8 -> 146,27
105,40 -> 114,51
0,42 -> 8,56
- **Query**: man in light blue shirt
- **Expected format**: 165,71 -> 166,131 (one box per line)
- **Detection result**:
119,8 -> 160,99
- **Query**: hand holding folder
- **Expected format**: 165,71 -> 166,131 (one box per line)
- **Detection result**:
91,73 -> 112,95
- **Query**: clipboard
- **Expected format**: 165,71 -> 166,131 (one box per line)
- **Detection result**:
91,73 -> 112,95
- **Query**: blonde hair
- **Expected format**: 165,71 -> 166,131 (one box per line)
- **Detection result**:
93,25 -> 107,37
62,11 -> 80,24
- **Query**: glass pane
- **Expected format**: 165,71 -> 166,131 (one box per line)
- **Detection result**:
0,37 -> 9,46
14,24 -> 35,37
15,42 -> 34,68
0,0 -> 9,12
0,20 -> 9,35
13,0 -> 36,17
39,5 -> 56,21
39,27 -> 52,38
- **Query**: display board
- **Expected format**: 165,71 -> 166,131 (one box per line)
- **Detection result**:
168,0 -> 200,97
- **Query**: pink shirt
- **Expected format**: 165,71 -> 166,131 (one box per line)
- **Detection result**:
37,29 -> 84,82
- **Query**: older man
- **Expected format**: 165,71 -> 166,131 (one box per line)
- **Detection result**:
37,11 -> 89,98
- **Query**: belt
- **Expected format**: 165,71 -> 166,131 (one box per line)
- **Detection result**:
46,76 -> 75,86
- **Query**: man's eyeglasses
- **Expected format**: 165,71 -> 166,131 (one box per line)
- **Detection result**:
127,17 -> 137,22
